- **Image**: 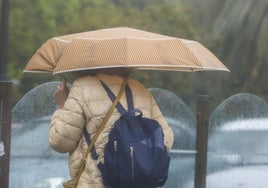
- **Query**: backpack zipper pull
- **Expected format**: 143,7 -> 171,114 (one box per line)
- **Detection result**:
114,141 -> 118,152
130,146 -> 134,180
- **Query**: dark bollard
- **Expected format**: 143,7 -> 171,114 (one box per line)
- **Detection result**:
0,81 -> 12,188
194,95 -> 210,188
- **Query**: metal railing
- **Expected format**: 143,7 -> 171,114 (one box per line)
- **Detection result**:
0,81 -> 12,188
195,95 -> 210,188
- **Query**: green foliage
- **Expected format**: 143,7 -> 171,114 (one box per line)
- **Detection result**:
7,0 -> 198,107
3,0 -> 267,123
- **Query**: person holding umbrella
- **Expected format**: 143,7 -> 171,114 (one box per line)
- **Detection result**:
24,27 -> 229,187
49,68 -> 174,188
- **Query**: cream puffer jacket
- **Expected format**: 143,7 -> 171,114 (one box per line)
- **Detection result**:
49,74 -> 174,188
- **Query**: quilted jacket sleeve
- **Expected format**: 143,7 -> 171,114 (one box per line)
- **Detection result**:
151,96 -> 174,151
49,81 -> 86,153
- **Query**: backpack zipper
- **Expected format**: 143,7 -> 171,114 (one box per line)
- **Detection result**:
130,146 -> 134,180
113,141 -> 118,152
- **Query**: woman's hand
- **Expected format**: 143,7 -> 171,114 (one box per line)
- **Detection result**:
53,77 -> 69,108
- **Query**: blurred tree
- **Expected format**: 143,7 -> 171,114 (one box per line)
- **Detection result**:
8,0 -> 197,107
187,0 -> 268,108
0,0 -> 9,80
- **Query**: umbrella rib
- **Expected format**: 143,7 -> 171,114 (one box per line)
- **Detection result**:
52,65 -> 228,75
54,37 -> 178,41
53,38 -> 71,43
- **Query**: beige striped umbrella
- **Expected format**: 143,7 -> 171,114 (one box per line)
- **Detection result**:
24,27 -> 229,74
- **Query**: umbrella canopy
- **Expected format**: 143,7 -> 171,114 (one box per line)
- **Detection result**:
24,27 -> 229,74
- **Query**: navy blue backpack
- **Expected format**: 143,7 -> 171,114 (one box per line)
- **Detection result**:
97,81 -> 170,188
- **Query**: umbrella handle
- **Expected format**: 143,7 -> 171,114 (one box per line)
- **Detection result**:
62,76 -> 67,85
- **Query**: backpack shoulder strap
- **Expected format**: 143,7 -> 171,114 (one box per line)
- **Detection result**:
125,84 -> 134,110
101,80 -> 134,114
73,77 -> 128,186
